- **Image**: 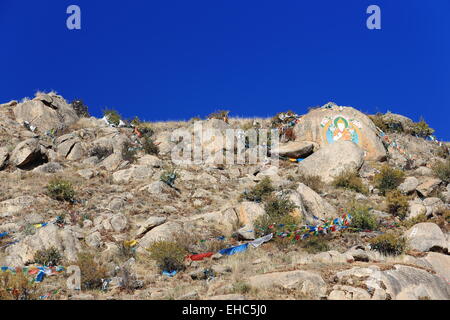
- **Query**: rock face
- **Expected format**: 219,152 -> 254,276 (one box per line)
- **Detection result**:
294,104 -> 387,161
248,270 -> 327,299
0,147 -> 9,170
296,183 -> 337,221
416,178 -> 442,197
405,223 -> 448,253
137,221 -> 184,251
13,94 -> 79,132
10,138 -> 47,168
296,141 -> 365,184
5,225 -> 82,267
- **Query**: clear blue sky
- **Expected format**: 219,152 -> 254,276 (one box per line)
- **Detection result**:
1,0 -> 449,140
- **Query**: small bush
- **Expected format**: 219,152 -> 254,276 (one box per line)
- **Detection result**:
407,117 -> 435,138
232,282 -> 251,294
0,272 -> 39,300
142,136 -> 159,155
435,145 -> 449,159
401,213 -> 428,229
264,195 -> 297,218
147,241 -> 187,273
71,99 -> 90,118
298,174 -> 324,193
254,214 -> 300,238
369,233 -> 406,256
348,202 -> 378,231
76,253 -> 108,291
89,146 -> 113,160
432,159 -> 450,183
121,141 -> 137,163
46,178 -> 75,202
103,109 -> 121,126
385,190 -> 409,219
207,110 -> 230,122
374,165 -> 405,195
33,247 -> 62,266
240,177 -> 274,202
300,236 -> 330,254
369,113 -> 404,133
333,170 -> 368,194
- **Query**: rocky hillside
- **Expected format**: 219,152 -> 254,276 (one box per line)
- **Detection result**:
0,92 -> 449,300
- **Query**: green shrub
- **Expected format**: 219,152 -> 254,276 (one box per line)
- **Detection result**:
300,236 -> 330,254
76,253 -> 108,291
333,170 -> 368,194
121,141 -> 137,163
142,136 -> 159,155
103,109 -> 121,126
232,281 -> 252,294
369,233 -> 406,256
407,117 -> 435,138
0,272 -> 39,300
374,165 -> 405,195
369,113 -> 404,133
240,177 -> 274,202
432,159 -> 450,183
264,195 -> 297,218
46,179 -> 75,202
385,190 -> 409,219
298,174 -> 324,193
33,247 -> 63,267
348,202 -> 378,231
147,241 -> 187,273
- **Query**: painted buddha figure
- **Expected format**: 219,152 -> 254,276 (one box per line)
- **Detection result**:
332,117 -> 352,142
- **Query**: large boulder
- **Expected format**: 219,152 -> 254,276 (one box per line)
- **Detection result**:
416,178 -> 442,197
189,208 -> 239,236
294,104 -> 387,161
296,141 -> 364,184
296,183 -> 337,220
112,165 -> 154,184
10,138 -> 47,168
248,270 -> 327,299
405,223 -> 448,253
398,177 -> 419,194
13,94 -> 79,132
137,221 -> 184,252
5,225 -> 82,267
55,134 -> 84,161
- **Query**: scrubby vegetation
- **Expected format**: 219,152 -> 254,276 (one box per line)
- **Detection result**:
432,159 -> 450,183
264,195 -> 297,218
298,174 -> 324,193
147,241 -> 187,273
374,165 -> 405,195
142,136 -> 159,155
76,253 -> 108,291
369,113 -> 404,133
103,109 -> 121,126
385,190 -> 409,219
300,236 -> 330,254
71,99 -> 90,118
240,177 -> 274,202
333,170 -> 368,194
407,117 -> 435,138
369,233 -> 406,256
207,110 -> 230,122
0,272 -> 38,300
348,202 -> 378,231
33,247 -> 63,267
46,178 -> 75,202
401,213 -> 428,229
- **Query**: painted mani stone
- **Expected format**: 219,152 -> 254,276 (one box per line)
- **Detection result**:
320,115 -> 363,145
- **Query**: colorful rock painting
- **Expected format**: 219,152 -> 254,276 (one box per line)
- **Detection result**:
321,115 -> 362,145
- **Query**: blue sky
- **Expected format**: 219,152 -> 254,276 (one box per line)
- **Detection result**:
1,0 -> 449,140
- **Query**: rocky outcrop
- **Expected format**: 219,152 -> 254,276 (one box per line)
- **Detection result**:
270,141 -> 316,159
248,270 -> 327,299
296,183 -> 337,220
13,93 -> 79,132
10,138 -> 47,169
294,104 -> 387,161
5,225 -> 82,267
296,141 -> 365,184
